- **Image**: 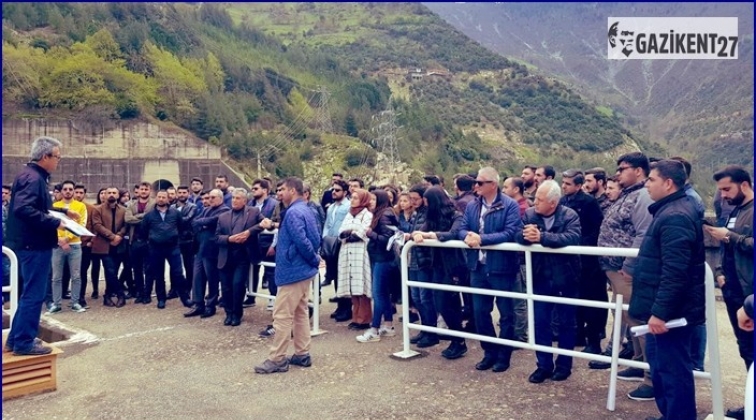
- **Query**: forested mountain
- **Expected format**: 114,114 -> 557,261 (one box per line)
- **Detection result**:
2,2 -> 643,185
426,2 -> 754,197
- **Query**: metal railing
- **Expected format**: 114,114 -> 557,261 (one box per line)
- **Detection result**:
2,246 -> 19,331
395,240 -> 725,419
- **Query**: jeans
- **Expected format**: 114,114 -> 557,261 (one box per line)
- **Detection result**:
371,261 -> 393,328
646,325 -> 697,420
534,281 -> 577,372
690,324 -> 707,371
52,244 -> 82,306
7,249 -> 52,352
471,267 -> 517,361
513,264 -> 528,339
147,244 -> 187,301
220,260 -> 250,319
101,254 -> 124,298
410,268 -> 436,330
431,263 -> 464,342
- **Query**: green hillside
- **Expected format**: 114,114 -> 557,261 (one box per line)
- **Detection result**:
2,2 -> 640,185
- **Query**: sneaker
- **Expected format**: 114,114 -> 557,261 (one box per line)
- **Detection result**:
254,358 -> 289,374
356,329 -> 381,343
289,353 -> 312,367
378,326 -> 396,337
46,304 -> 62,314
627,384 -> 655,401
242,296 -> 256,308
259,325 -> 276,338
266,301 -> 274,311
13,343 -> 52,356
71,303 -> 87,313
617,367 -> 645,382
79,300 -> 90,309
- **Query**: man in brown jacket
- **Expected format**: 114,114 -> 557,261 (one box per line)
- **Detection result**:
92,187 -> 128,308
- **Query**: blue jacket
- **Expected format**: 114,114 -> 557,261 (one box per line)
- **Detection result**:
247,196 -> 278,219
192,204 -> 230,258
276,199 -> 322,286
458,190 -> 523,275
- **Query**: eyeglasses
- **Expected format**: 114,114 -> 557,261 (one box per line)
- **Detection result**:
475,180 -> 494,186
251,187 -> 260,191
276,188 -> 284,192
332,188 -> 343,192
616,165 -> 634,173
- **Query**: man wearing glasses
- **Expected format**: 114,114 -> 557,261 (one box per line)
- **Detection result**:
459,167 -> 523,373
596,152 -> 656,401
320,180 -> 350,311
244,179 -> 279,308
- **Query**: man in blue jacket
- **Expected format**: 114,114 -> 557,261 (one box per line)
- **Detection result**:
630,160 -> 706,420
459,167 -> 523,373
255,177 -> 321,374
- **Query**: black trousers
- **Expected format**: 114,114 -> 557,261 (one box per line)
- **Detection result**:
146,244 -> 187,302
431,264 -> 464,343
179,242 -> 194,291
220,259 -> 250,319
576,263 -> 609,347
192,255 -> 219,309
722,280 -> 754,370
130,241 -> 149,299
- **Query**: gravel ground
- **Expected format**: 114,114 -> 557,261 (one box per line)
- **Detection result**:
2,283 -> 747,420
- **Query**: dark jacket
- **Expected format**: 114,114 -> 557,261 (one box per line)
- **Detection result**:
173,201 -> 200,245
428,211 -> 468,277
454,191 -> 476,215
192,204 -> 230,258
275,199 -> 322,286
628,190 -> 706,325
143,206 -> 182,246
715,198 -> 754,297
5,163 -> 63,250
247,196 -> 278,219
216,206 -> 264,269
125,198 -> 156,244
516,205 -> 582,293
459,191 -> 523,275
367,209 -> 400,263
320,188 -> 335,209
560,190 -> 603,274
408,207 -> 431,270
306,201 -> 326,234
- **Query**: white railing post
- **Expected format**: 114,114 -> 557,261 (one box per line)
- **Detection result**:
606,294 -> 624,411
2,246 -> 19,330
392,241 -> 420,359
703,264 -> 725,420
524,250 -> 535,347
310,270 -> 326,336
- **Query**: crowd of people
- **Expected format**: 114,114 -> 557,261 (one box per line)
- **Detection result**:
3,136 -> 753,420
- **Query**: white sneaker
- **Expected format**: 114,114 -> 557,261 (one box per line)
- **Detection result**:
266,301 -> 274,311
379,326 -> 396,337
46,304 -> 62,314
71,303 -> 87,313
356,329 -> 381,343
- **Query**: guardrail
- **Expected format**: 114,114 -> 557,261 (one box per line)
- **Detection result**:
245,229 -> 327,336
395,240 -> 725,419
2,246 -> 19,331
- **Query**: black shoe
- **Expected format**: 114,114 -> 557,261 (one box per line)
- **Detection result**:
726,407 -> 745,420
123,292 -> 134,300
348,323 -> 370,331
582,344 -> 602,355
200,307 -> 216,318
416,334 -> 439,348
528,368 -> 553,384
330,310 -> 339,319
167,290 -> 179,300
492,359 -> 511,373
91,291 -> 99,299
328,296 -> 339,303
320,279 -> 332,287
115,296 -> 126,308
157,300 -> 166,309
142,297 -> 152,305
184,306 -> 205,317
103,296 -> 115,307
441,341 -> 468,360
289,353 -> 312,367
243,296 -> 256,308
588,348 -> 612,369
618,344 -> 634,360
180,296 -> 193,308
475,356 -> 496,371
13,343 -> 52,356
223,315 -> 233,326
334,312 -> 352,322
409,332 -> 425,344
79,299 -> 89,309
230,317 -> 241,327
552,367 -> 571,381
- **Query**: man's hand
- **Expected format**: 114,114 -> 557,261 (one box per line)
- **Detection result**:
704,225 -> 730,242
737,307 -> 754,332
648,315 -> 669,335
523,224 -> 541,243
231,230 -> 251,244
66,210 -> 80,221
464,232 -> 481,248
260,218 -> 273,230
412,232 -> 425,244
110,235 -> 123,247
266,247 -> 275,257
716,275 -> 726,288
618,269 -> 630,280
58,237 -> 71,253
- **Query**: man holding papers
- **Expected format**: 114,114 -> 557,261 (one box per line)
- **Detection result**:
629,160 -> 705,420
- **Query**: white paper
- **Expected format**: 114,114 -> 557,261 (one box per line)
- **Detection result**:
630,318 -> 688,337
48,210 -> 95,237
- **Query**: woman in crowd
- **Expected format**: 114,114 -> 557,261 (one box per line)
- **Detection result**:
357,190 -> 400,342
117,189 -> 134,298
336,188 -> 374,330
118,189 -> 131,207
412,186 -> 468,358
